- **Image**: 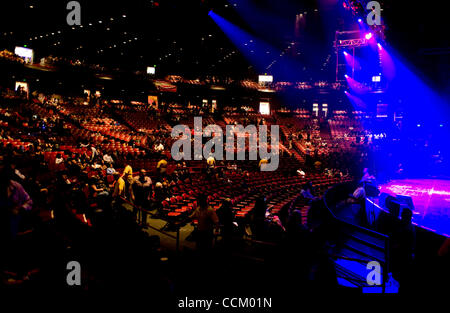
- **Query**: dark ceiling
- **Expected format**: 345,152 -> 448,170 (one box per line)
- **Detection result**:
0,0 -> 448,85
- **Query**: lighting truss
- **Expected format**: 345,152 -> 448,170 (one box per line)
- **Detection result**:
334,38 -> 368,48
334,31 -> 368,82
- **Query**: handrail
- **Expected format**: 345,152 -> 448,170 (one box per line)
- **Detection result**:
331,254 -> 377,264
322,182 -> 389,292
323,182 -> 388,239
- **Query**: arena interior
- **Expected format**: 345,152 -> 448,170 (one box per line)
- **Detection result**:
0,0 -> 449,306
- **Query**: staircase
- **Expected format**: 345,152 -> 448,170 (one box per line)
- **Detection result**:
319,120 -> 332,141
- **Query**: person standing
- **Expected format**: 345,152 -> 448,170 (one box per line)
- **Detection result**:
0,163 -> 33,279
133,169 -> 152,225
216,198 -> 234,247
190,194 -> 219,251
156,155 -> 168,180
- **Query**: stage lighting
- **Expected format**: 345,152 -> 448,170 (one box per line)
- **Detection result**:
377,43 -> 382,50
365,33 -> 373,40
343,51 -> 348,55
344,74 -> 348,77
358,18 -> 362,22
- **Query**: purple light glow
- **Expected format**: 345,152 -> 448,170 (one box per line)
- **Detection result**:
379,179 -> 450,237
377,43 -> 382,49
365,33 -> 372,40
379,45 -> 396,81
345,75 -> 371,94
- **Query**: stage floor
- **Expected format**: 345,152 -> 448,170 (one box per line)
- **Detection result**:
379,179 -> 450,237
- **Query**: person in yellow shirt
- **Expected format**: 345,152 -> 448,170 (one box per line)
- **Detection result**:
206,155 -> 216,168
157,156 -> 168,177
113,165 -> 134,202
112,173 -> 125,198
259,158 -> 268,170
123,164 -> 134,184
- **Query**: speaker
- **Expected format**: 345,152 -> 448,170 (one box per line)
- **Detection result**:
395,194 -> 415,215
364,182 -> 380,197
385,196 -> 401,218
379,192 -> 391,208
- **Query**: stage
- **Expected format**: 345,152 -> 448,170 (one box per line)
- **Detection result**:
379,179 -> 450,237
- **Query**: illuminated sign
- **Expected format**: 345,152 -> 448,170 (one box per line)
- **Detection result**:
258,75 -> 273,83
15,46 -> 34,63
259,101 -> 270,115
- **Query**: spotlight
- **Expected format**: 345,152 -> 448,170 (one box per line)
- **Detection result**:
343,51 -> 348,55
344,74 -> 348,77
365,33 -> 373,40
377,43 -> 382,49
358,18 -> 362,23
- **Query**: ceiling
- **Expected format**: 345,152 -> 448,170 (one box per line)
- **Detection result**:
0,0 -> 448,85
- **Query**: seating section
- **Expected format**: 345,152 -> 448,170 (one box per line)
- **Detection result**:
0,95 -> 359,234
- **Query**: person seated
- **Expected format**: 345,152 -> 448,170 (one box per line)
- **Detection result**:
347,182 -> 366,204
300,182 -> 315,200
154,142 -> 164,153
361,167 -> 375,184
106,163 -> 116,175
55,153 -> 64,165
103,153 -> 114,164
206,154 -> 216,169
297,168 -> 306,177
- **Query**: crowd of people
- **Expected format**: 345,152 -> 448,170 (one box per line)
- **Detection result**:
1,86 -> 447,295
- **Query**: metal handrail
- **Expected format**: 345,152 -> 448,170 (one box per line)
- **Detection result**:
323,182 -> 389,292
